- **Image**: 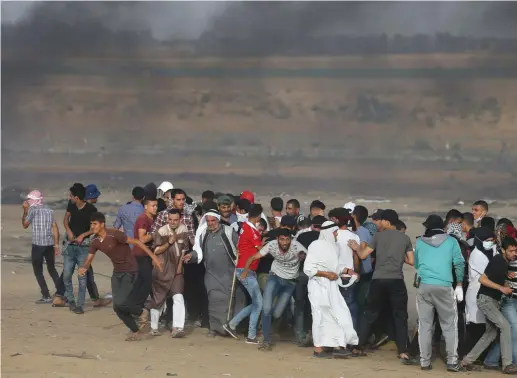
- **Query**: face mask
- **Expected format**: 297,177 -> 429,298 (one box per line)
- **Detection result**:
475,213 -> 486,223
483,241 -> 495,250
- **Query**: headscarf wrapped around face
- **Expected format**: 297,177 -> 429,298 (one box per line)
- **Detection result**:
447,222 -> 465,241
27,190 -> 43,207
496,223 -> 517,250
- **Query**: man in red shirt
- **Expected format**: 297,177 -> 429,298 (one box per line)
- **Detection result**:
133,198 -> 158,309
223,205 -> 263,344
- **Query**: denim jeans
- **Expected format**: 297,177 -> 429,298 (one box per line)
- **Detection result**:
484,296 -> 517,367
262,273 -> 296,344
339,278 -> 359,331
63,244 -> 89,308
229,268 -> 263,339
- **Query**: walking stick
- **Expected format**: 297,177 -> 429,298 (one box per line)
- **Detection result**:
226,249 -> 239,322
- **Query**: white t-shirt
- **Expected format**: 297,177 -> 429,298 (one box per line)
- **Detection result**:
336,229 -> 360,277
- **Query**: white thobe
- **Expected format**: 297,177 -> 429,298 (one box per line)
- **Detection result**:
304,239 -> 358,347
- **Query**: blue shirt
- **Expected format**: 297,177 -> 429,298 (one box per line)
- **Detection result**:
355,225 -> 373,274
113,201 -> 144,239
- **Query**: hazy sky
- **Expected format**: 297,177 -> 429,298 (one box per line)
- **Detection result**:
2,1 -> 517,39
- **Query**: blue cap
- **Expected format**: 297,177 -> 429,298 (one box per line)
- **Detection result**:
85,184 -> 101,200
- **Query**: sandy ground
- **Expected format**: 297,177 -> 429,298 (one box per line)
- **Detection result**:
1,187 -> 510,377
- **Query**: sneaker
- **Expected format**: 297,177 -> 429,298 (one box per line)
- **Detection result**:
446,363 -> 466,372
72,306 -> 84,314
503,364 -> 517,374
421,365 -> 432,371
68,301 -> 77,312
222,323 -> 239,340
149,329 -> 162,336
245,337 -> 260,345
171,328 -> 186,338
333,349 -> 352,359
313,350 -> 334,359
258,342 -> 273,351
35,297 -> 52,304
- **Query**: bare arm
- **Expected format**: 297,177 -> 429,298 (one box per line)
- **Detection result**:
127,237 -> 163,272
353,251 -> 361,273
22,205 -> 30,229
79,253 -> 96,274
479,273 -> 511,294
315,271 -> 339,280
52,221 -> 60,247
404,251 -> 415,266
137,228 -> 153,245
356,245 -> 374,260
63,211 -> 74,240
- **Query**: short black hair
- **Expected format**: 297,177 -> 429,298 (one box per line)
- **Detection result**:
498,218 -> 514,227
249,204 -> 262,218
70,183 -> 86,201
286,199 -> 300,209
236,198 -> 251,213
502,237 -> 517,250
202,190 -> 215,200
381,209 -> 399,225
270,197 -> 284,212
473,200 -> 489,212
480,216 -> 495,231
445,209 -> 463,223
463,212 -> 474,227
143,198 -> 157,206
276,228 -> 292,238
310,200 -> 326,211
352,205 -> 368,225
90,212 -> 106,223
168,208 -> 181,216
395,220 -> 407,231
132,186 -> 145,200
202,200 -> 218,214
171,189 -> 186,199
186,196 -> 193,205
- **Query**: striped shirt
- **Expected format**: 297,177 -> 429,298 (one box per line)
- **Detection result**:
26,205 -> 55,246
507,260 -> 517,297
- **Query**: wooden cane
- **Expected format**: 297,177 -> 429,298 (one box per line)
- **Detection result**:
226,249 -> 239,322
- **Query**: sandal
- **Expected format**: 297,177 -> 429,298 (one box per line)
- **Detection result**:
149,329 -> 162,336
93,298 -> 112,308
351,348 -> 367,357
125,332 -> 142,342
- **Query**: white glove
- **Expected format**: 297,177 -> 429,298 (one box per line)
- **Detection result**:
454,286 -> 464,302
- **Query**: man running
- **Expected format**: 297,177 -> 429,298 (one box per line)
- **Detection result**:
79,212 -> 162,341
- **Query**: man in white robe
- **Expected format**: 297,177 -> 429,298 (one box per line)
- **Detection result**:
304,221 -> 359,359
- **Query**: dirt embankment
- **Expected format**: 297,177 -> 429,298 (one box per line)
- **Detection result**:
2,54 -> 517,165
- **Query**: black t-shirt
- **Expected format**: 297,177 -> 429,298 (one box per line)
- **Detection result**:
296,231 -> 319,250
478,254 -> 508,300
66,201 -> 97,237
296,231 -> 320,272
157,198 -> 167,213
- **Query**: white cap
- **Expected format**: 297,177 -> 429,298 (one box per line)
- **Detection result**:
343,202 -> 356,212
157,181 -> 174,193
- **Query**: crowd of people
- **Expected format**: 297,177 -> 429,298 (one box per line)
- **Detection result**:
22,182 -> 517,374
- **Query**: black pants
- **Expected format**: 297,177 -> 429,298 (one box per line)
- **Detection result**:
55,266 -> 100,300
32,244 -> 60,298
134,256 -> 153,309
359,278 -> 409,354
294,272 -> 312,341
182,262 -> 209,326
112,271 -> 142,333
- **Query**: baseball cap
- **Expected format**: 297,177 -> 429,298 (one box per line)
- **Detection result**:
297,215 -> 311,228
370,209 -> 385,220
311,215 -> 327,226
85,184 -> 101,200
280,215 -> 297,227
380,209 -> 399,225
343,202 -> 356,212
240,190 -> 255,204
157,181 -> 174,193
422,214 -> 445,230
217,195 -> 233,205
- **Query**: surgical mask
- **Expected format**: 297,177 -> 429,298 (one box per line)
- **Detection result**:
483,241 -> 495,250
475,213 -> 486,223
